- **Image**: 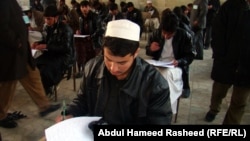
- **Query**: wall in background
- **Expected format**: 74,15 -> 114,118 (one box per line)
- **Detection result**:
65,0 -> 226,13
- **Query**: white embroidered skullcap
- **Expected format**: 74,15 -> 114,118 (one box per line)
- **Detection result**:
105,19 -> 140,41
147,0 -> 152,4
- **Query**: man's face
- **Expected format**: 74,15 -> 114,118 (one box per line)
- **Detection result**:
44,16 -> 57,26
103,47 -> 138,80
127,6 -> 133,12
147,3 -> 152,8
110,9 -> 118,15
80,5 -> 90,15
162,30 -> 175,40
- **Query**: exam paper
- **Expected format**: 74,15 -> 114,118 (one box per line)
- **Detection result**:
31,49 -> 43,59
144,59 -> 174,68
74,34 -> 90,38
45,116 -> 101,141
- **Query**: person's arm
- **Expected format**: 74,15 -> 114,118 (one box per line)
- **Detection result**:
176,30 -> 196,67
147,72 -> 173,124
145,29 -> 161,58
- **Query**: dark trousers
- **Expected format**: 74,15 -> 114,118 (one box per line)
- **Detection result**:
209,81 -> 250,124
204,26 -> 212,47
193,29 -> 204,60
182,66 -> 190,90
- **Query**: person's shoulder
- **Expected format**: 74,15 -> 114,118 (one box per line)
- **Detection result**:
136,58 -> 160,74
86,56 -> 103,68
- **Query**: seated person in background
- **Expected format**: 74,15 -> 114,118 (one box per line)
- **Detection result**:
103,3 -> 124,25
31,5 -> 74,95
33,0 -> 44,12
143,0 -> 160,31
146,10 -> 196,99
23,7 -> 44,32
126,2 -> 143,37
55,19 -> 173,125
120,1 -> 127,16
22,6 -> 44,45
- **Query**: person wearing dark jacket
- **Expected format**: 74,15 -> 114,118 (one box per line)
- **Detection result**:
74,0 -> 104,78
32,5 -> 74,95
55,19 -> 173,125
203,0 -> 220,49
126,2 -> 143,37
103,3 -> 124,25
146,10 -> 196,99
190,0 -> 208,60
205,0 -> 250,124
0,0 -> 60,129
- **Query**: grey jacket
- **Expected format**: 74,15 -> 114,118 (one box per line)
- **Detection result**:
190,0 -> 208,29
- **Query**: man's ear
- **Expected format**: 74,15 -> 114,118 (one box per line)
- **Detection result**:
134,48 -> 140,58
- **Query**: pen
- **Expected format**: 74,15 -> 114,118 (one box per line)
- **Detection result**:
62,100 -> 66,121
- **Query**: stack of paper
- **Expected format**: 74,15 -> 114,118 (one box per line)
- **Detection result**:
144,59 -> 174,68
45,116 -> 101,141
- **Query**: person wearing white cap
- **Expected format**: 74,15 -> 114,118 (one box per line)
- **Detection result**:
143,0 -> 160,31
55,19 -> 173,125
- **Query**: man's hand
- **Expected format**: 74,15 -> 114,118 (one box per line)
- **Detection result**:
55,115 -> 73,123
150,41 -> 160,52
171,59 -> 179,67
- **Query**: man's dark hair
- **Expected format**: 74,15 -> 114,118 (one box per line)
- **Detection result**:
126,2 -> 134,8
160,10 -> 179,33
120,1 -> 126,7
109,3 -> 118,11
109,0 -> 115,3
43,5 -> 58,17
92,1 -> 100,7
103,37 -> 139,57
80,0 -> 90,6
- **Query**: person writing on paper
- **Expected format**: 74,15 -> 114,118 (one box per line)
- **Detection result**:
31,5 -> 74,96
146,10 -> 195,99
55,19 -> 173,125
74,0 -> 104,78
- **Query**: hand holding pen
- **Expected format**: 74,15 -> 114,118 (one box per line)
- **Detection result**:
54,100 -> 73,123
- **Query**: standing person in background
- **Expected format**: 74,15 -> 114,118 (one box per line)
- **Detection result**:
205,0 -> 250,124
0,0 -> 60,129
203,0 -> 220,49
126,2 -> 143,37
55,19 -> 173,125
190,0 -> 208,60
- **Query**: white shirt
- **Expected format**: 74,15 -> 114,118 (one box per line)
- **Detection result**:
160,37 -> 174,63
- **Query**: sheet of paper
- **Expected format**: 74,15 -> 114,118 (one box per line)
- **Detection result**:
74,34 -> 90,38
144,59 -> 174,68
31,49 -> 43,58
45,116 -> 101,141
